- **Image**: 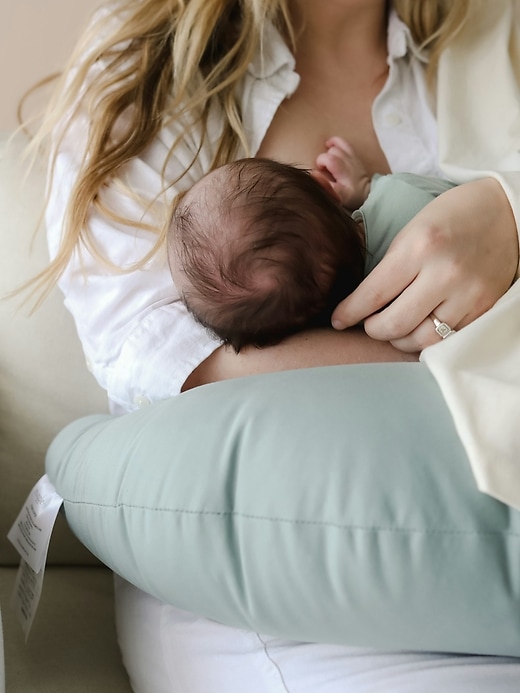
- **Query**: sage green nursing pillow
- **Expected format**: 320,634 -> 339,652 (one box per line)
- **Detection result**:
46,363 -> 520,657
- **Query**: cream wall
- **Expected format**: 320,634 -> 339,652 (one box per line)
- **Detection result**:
0,0 -> 101,130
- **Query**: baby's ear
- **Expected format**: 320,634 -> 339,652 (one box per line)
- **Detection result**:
309,169 -> 341,203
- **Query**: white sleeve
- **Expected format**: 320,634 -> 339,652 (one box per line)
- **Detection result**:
425,1 -> 520,509
46,109 -> 222,412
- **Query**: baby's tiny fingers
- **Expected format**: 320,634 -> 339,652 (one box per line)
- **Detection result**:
325,136 -> 353,155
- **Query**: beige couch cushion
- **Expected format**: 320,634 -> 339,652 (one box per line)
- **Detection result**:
0,131 -> 109,566
0,132 -> 131,690
0,610 -> 4,693
0,567 -> 131,692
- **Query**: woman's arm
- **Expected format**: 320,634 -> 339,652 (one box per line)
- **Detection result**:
332,2 -> 520,352
182,328 -> 418,391
46,111 -> 226,410
331,178 -> 519,352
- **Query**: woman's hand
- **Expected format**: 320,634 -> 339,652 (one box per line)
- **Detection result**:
331,178 -> 519,351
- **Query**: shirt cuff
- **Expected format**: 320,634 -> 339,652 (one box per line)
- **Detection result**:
104,303 -> 221,411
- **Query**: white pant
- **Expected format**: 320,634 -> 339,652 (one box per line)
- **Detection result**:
114,577 -> 520,693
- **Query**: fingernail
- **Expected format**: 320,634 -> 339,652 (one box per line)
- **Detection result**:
331,318 -> 345,330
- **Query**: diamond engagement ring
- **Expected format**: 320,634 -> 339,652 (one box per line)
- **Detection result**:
430,313 -> 456,339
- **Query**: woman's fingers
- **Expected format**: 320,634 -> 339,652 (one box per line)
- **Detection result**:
333,248 -> 485,351
388,314 -> 453,352
365,288 -> 474,352
331,243 -> 421,332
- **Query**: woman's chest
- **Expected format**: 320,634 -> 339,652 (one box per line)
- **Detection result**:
257,93 -> 391,176
252,54 -> 440,179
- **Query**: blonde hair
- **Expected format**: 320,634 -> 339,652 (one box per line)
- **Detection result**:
393,0 -> 471,78
27,0 -> 470,301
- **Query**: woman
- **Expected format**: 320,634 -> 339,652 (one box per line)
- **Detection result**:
35,0 -> 520,690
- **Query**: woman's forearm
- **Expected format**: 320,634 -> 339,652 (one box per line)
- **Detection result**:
331,178 -> 519,353
181,328 -> 418,391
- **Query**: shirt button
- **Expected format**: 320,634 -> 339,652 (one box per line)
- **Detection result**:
385,112 -> 402,127
133,394 -> 151,408
85,358 -> 93,372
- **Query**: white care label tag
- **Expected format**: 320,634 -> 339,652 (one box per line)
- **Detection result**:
7,474 -> 64,639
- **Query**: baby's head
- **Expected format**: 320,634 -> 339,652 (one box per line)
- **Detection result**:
168,158 -> 365,352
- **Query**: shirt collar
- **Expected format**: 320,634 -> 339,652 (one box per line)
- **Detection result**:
247,22 -> 296,79
387,8 -> 429,63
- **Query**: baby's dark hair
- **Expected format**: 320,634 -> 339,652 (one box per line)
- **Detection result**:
169,158 -> 365,352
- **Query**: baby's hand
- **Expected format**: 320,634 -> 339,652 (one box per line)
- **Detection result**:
315,137 -> 371,210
